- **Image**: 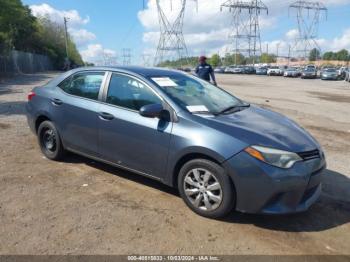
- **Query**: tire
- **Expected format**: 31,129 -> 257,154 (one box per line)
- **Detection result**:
178,159 -> 235,218
38,120 -> 65,161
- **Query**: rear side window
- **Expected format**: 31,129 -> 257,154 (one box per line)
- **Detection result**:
106,74 -> 162,111
58,72 -> 105,100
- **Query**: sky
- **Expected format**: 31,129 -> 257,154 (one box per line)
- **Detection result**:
22,0 -> 350,65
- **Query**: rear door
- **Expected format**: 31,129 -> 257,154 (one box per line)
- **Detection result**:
54,71 -> 107,156
98,72 -> 173,179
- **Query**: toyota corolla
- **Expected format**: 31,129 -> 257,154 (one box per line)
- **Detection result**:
26,67 -> 326,218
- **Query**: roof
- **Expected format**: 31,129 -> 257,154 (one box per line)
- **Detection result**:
76,66 -> 183,77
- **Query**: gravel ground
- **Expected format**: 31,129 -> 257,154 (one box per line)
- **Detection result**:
0,72 -> 349,255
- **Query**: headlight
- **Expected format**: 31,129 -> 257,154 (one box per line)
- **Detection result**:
244,145 -> 302,169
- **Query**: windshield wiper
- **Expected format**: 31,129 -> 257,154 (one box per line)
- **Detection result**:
214,103 -> 250,116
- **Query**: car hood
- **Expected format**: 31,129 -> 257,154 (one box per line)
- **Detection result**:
196,105 -> 320,152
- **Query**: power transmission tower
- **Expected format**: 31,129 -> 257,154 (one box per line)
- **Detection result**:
221,0 -> 268,65
122,48 -> 132,66
154,0 -> 198,66
141,52 -> 152,67
289,1 -> 327,61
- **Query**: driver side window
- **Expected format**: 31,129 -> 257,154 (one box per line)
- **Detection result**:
106,74 -> 162,111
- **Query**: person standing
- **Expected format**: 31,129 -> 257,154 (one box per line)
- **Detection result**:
195,56 -> 217,86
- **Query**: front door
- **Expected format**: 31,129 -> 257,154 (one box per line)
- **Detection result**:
98,73 -> 173,179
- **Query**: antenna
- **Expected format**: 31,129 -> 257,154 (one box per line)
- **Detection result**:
154,0 -> 198,66
221,0 -> 268,65
289,1 -> 327,61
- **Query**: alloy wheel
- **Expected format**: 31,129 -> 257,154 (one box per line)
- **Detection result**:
183,168 -> 223,211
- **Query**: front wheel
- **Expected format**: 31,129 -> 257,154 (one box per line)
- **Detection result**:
38,121 -> 65,161
178,159 -> 235,218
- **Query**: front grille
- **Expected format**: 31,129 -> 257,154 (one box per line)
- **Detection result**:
297,149 -> 320,161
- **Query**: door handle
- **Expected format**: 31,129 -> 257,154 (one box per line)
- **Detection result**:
99,112 -> 114,121
51,98 -> 63,106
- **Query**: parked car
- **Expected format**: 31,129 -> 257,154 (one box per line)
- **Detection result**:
224,66 -> 235,74
345,68 -> 350,82
255,67 -> 268,75
267,66 -> 283,76
214,67 -> 225,74
283,67 -> 299,77
321,68 -> 339,80
26,67 -> 326,218
231,65 -> 244,74
337,67 -> 348,80
301,67 -> 317,79
243,66 -> 256,74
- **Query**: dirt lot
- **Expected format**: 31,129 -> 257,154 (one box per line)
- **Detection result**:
0,72 -> 349,255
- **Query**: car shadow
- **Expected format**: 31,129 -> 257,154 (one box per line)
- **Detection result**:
63,153 -> 350,232
63,153 -> 179,197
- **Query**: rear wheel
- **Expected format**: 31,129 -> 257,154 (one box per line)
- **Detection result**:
178,159 -> 235,218
38,121 -> 65,161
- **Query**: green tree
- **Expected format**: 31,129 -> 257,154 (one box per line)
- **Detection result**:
335,49 -> 349,61
323,51 -> 335,60
209,54 -> 221,67
260,53 -> 276,63
0,0 -> 84,68
309,48 -> 321,61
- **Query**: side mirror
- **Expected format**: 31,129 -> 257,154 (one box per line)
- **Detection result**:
139,104 -> 165,118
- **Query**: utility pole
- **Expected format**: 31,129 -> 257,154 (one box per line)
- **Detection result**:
63,17 -> 69,60
276,42 -> 280,58
289,1 -> 327,61
63,17 -> 71,70
288,44 -> 291,66
266,43 -> 269,55
221,0 -> 268,65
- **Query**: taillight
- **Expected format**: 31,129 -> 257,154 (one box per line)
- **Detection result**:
28,91 -> 36,101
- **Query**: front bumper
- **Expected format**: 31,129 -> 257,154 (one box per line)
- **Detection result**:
321,75 -> 338,80
302,74 -> 316,79
224,151 -> 326,214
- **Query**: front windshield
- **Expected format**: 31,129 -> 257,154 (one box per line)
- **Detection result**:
148,74 -> 244,115
324,68 -> 336,72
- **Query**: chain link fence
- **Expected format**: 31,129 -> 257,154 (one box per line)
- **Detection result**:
0,50 -> 53,75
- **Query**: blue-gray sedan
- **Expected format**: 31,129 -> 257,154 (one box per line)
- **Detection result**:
26,67 -> 326,218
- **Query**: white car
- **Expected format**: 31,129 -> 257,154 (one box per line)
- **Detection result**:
267,66 -> 283,76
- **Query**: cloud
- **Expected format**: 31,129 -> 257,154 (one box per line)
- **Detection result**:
29,3 -> 118,63
139,0 -> 350,58
286,29 -> 299,40
30,3 -> 90,26
318,28 -> 350,51
30,3 -> 94,48
68,29 -> 96,46
80,44 -> 117,63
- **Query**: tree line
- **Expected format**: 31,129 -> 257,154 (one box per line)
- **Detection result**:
0,0 -> 83,69
158,53 -> 277,68
309,48 -> 349,62
159,47 -> 349,68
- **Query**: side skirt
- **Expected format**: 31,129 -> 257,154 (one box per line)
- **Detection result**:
66,147 -> 163,183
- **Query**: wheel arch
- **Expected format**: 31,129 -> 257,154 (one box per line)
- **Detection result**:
170,152 -> 223,188
35,115 -> 52,134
